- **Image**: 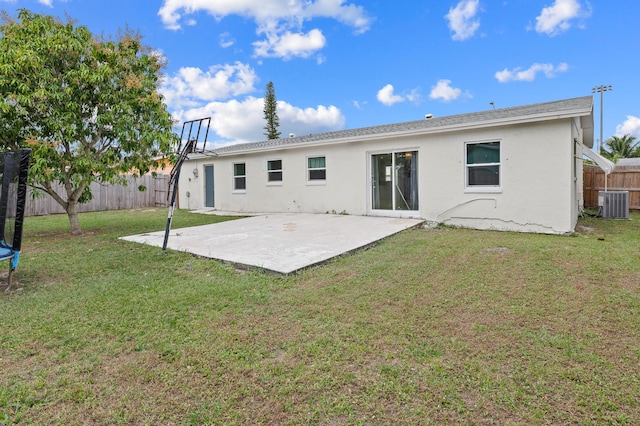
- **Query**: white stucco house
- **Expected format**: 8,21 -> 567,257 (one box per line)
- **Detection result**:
178,96 -> 596,234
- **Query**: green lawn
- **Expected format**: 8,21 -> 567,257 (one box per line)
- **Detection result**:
1,209 -> 639,425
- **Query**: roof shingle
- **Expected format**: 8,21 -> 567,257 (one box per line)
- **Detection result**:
208,96 -> 593,156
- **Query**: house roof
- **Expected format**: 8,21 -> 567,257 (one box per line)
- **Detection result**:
614,158 -> 640,170
201,96 -> 594,157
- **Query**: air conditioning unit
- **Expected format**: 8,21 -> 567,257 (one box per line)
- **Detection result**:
598,191 -> 629,219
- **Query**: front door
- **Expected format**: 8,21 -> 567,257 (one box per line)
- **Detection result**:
371,151 -> 419,212
204,165 -> 214,208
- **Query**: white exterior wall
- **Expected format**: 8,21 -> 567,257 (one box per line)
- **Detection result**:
179,118 -> 580,234
420,119 -> 575,233
181,144 -> 370,215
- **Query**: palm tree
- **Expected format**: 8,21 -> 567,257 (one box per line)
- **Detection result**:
600,134 -> 639,162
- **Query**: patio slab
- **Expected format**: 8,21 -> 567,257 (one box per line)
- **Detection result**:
121,213 -> 424,274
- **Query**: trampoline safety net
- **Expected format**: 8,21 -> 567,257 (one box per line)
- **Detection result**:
0,149 -> 31,293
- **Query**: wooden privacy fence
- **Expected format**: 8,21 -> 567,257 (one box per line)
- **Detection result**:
24,174 -> 169,217
583,165 -> 640,210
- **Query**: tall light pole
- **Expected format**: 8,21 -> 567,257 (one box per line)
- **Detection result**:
592,85 -> 613,153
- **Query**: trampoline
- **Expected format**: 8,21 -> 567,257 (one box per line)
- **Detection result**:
0,149 -> 31,293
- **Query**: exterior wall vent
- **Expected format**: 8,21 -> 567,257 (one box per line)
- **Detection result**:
598,191 -> 629,219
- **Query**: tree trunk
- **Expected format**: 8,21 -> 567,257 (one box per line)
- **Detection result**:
36,180 -> 88,235
66,200 -> 82,235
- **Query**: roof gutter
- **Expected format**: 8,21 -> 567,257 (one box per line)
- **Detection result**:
222,113 -> 585,157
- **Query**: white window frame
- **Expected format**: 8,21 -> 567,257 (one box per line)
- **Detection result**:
266,159 -> 283,185
465,140 -> 502,193
233,162 -> 246,193
307,156 -> 326,184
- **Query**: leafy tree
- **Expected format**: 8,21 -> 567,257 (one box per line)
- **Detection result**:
263,81 -> 281,140
600,134 -> 639,162
0,10 -> 177,234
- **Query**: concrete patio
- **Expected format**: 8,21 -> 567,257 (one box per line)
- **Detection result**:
121,213 -> 424,274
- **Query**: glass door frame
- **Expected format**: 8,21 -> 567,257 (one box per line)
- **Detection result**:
368,148 -> 420,217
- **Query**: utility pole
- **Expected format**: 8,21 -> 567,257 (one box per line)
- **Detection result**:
592,85 -> 613,153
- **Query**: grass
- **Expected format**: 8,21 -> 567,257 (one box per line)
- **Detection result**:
1,208 -> 639,425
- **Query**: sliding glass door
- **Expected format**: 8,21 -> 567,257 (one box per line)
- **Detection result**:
371,151 -> 418,212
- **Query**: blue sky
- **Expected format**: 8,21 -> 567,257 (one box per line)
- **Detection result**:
1,0 -> 638,150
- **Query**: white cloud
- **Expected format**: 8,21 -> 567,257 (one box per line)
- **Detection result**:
172,97 -> 346,145
376,84 -> 421,107
278,102 -> 346,134
3,0 -> 57,5
352,100 -> 364,110
161,60 -> 345,144
219,32 -> 235,48
445,0 -> 481,41
158,0 -> 372,59
161,62 -> 258,108
405,89 -> 421,103
253,28 -> 326,59
534,0 -> 591,36
429,80 -> 463,102
377,84 -> 404,106
615,116 -> 640,139
178,97 -> 265,143
494,62 -> 569,82
159,0 -> 371,31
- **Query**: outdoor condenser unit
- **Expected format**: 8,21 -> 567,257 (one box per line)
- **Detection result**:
598,191 -> 629,219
